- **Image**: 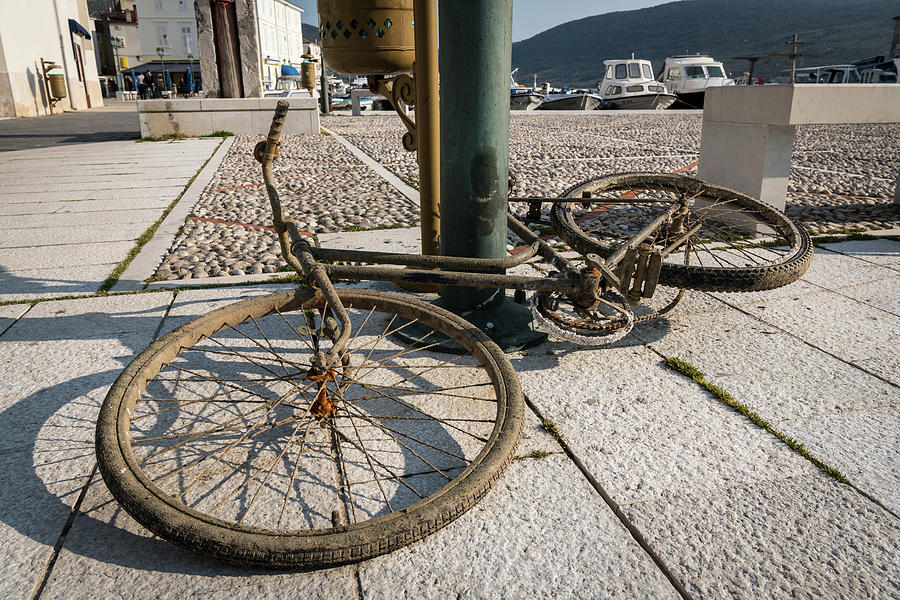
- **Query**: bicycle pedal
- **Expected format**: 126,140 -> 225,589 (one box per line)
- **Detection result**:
617,244 -> 662,300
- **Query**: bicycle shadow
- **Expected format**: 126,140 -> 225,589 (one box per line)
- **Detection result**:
0,269 -> 106,301
510,311 -> 675,373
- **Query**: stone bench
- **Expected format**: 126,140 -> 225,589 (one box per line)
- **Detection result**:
137,97 -> 320,138
697,84 -> 900,211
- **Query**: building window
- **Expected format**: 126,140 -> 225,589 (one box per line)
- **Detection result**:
181,26 -> 193,54
154,0 -> 164,11
178,0 -> 188,10
156,24 -> 170,48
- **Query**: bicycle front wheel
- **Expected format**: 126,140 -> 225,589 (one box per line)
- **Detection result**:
96,289 -> 523,569
551,173 -> 812,292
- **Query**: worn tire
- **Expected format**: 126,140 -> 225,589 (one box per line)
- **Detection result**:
96,289 -> 523,569
551,173 -> 813,292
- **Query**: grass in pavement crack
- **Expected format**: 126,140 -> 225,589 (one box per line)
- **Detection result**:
662,356 -> 848,484
540,419 -> 566,445
97,138 -> 224,293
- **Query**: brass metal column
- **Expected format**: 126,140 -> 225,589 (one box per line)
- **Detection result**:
414,0 -> 439,255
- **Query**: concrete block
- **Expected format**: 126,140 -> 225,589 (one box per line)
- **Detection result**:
788,84 -> 900,125
250,110 -> 278,136
159,98 -> 203,111
704,84 -> 900,126
200,98 -> 262,111
139,111 -> 172,138
136,99 -> 170,113
698,121 -> 795,210
704,85 -> 795,125
172,112 -> 216,137
209,111 -> 254,135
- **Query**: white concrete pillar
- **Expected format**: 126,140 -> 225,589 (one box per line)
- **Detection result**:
697,121 -> 796,212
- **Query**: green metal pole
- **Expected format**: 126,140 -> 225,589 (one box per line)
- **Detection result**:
319,60 -> 330,115
439,0 -> 511,310
436,0 -> 546,351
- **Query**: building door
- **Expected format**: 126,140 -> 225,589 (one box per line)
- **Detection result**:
211,0 -> 244,97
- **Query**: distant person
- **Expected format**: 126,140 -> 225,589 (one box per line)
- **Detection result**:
757,76 -> 764,85
136,72 -> 147,99
146,71 -> 157,99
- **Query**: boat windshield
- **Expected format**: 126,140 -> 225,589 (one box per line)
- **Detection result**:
615,64 -> 627,79
685,66 -> 706,79
706,65 -> 725,78
642,64 -> 652,79
605,65 -> 613,80
628,63 -> 641,78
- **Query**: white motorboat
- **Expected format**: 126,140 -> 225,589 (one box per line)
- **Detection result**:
598,58 -> 676,110
658,55 -> 735,109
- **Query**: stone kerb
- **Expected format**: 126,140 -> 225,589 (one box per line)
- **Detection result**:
137,98 -> 320,138
698,84 -> 900,212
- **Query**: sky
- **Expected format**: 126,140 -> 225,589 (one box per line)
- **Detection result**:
286,1 -> 670,42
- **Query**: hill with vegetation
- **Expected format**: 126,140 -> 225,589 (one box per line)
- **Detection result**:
511,0 -> 899,87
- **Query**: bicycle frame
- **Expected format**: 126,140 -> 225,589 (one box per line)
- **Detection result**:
259,101 -> 688,358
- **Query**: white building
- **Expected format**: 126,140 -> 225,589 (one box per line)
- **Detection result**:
0,0 -> 102,117
254,0 -> 307,90
134,0 -> 199,63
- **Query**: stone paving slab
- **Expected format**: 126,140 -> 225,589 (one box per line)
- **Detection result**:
514,345 -> 811,504
0,304 -> 29,336
2,188 -> 186,205
1,209 -> 165,230
0,241 -> 134,272
38,477 -> 361,600
359,455 -> 679,600
513,342 -> 900,598
0,138 -> 222,300
0,178 -> 197,194
632,297 -> 898,511
0,202 -> 68,216
716,286 -> 899,385
0,222 -> 149,248
0,265 -> 119,302
778,409 -> 900,514
0,292 -> 172,599
624,473 -> 900,599
821,238 -> 900,268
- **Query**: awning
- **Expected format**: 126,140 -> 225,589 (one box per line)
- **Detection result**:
68,19 -> 91,39
281,64 -> 300,76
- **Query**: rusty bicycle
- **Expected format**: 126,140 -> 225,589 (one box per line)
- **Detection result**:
95,101 -> 812,569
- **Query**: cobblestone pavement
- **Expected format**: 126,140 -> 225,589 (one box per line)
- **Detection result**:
153,113 -> 900,280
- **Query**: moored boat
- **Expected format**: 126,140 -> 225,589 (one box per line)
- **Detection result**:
510,69 -> 544,110
598,58 -> 676,110
538,92 -> 604,110
658,55 -> 735,109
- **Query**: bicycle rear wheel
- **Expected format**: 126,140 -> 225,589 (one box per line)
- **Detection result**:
96,288 -> 523,569
551,173 -> 812,292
